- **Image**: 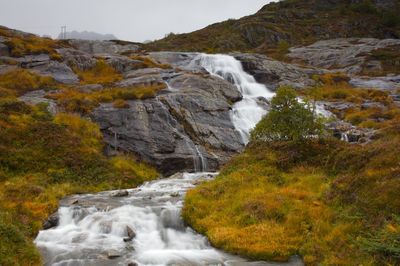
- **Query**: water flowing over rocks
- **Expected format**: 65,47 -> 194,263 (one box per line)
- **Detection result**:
91,71 -> 244,175
327,120 -> 375,143
35,173 -> 304,266
232,53 -> 323,90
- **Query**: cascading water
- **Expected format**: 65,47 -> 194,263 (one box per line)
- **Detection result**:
35,173 -> 302,266
34,54 -> 304,266
198,54 -> 275,144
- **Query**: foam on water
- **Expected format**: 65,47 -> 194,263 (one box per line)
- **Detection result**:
36,173 -> 302,266
197,54 -> 274,144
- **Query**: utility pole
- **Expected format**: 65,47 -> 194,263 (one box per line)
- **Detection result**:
60,26 -> 67,39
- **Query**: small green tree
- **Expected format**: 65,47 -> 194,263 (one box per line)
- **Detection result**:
251,86 -> 323,142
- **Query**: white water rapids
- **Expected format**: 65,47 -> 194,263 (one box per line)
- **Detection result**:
198,54 -> 275,144
34,55 -> 303,266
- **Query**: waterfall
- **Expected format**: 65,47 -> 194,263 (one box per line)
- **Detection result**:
156,96 -> 208,172
341,133 -> 349,142
194,145 -> 208,172
197,54 -> 274,144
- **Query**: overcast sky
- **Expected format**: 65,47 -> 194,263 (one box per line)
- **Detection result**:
0,0 -> 274,42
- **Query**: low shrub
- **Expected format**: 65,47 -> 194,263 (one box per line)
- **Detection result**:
48,83 -> 166,114
74,59 -> 122,85
0,69 -> 55,94
113,99 -> 130,108
251,86 -> 323,142
130,55 -> 171,69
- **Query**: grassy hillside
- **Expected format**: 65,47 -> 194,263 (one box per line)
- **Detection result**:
183,81 -> 400,265
145,0 -> 400,55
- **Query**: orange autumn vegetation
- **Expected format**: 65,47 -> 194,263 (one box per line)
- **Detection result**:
301,73 -> 400,130
0,69 -> 55,95
184,127 -> 400,265
184,79 -> 400,265
0,86 -> 159,265
130,55 -> 172,69
0,26 -> 66,58
47,83 -> 166,114
112,99 -> 130,109
73,59 -> 123,85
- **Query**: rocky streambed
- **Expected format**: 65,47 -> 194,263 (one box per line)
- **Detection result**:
35,172 -> 303,266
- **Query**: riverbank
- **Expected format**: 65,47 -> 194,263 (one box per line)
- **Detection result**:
0,102 -> 159,265
35,172 -> 301,265
183,125 -> 400,265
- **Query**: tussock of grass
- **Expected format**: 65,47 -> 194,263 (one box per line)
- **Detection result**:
302,73 -> 400,129
304,73 -> 392,105
130,55 -> 172,69
74,59 -> 122,85
112,99 -> 130,109
0,69 -> 55,95
47,83 -> 166,114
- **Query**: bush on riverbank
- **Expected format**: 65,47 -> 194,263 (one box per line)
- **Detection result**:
251,86 -> 323,142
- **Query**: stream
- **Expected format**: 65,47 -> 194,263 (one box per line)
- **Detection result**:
34,55 -> 303,265
35,173 -> 302,266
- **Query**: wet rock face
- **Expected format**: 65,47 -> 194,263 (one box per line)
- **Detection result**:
43,212 -> 59,230
232,53 -> 322,90
91,73 -> 244,175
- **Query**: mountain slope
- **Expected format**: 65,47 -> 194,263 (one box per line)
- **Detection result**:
145,0 -> 400,54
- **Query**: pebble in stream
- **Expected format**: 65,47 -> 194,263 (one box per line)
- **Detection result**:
35,172 -> 303,266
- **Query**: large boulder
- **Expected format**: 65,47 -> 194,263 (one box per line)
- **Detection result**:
19,90 -> 58,115
29,60 -> 79,84
149,52 -> 200,71
91,73 -> 243,175
57,48 -> 97,70
15,54 -> 79,84
233,53 -> 322,90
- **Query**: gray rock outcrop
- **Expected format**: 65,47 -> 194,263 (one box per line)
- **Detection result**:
233,53 -> 323,90
288,38 -> 400,74
68,40 -> 140,55
91,73 -> 244,175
